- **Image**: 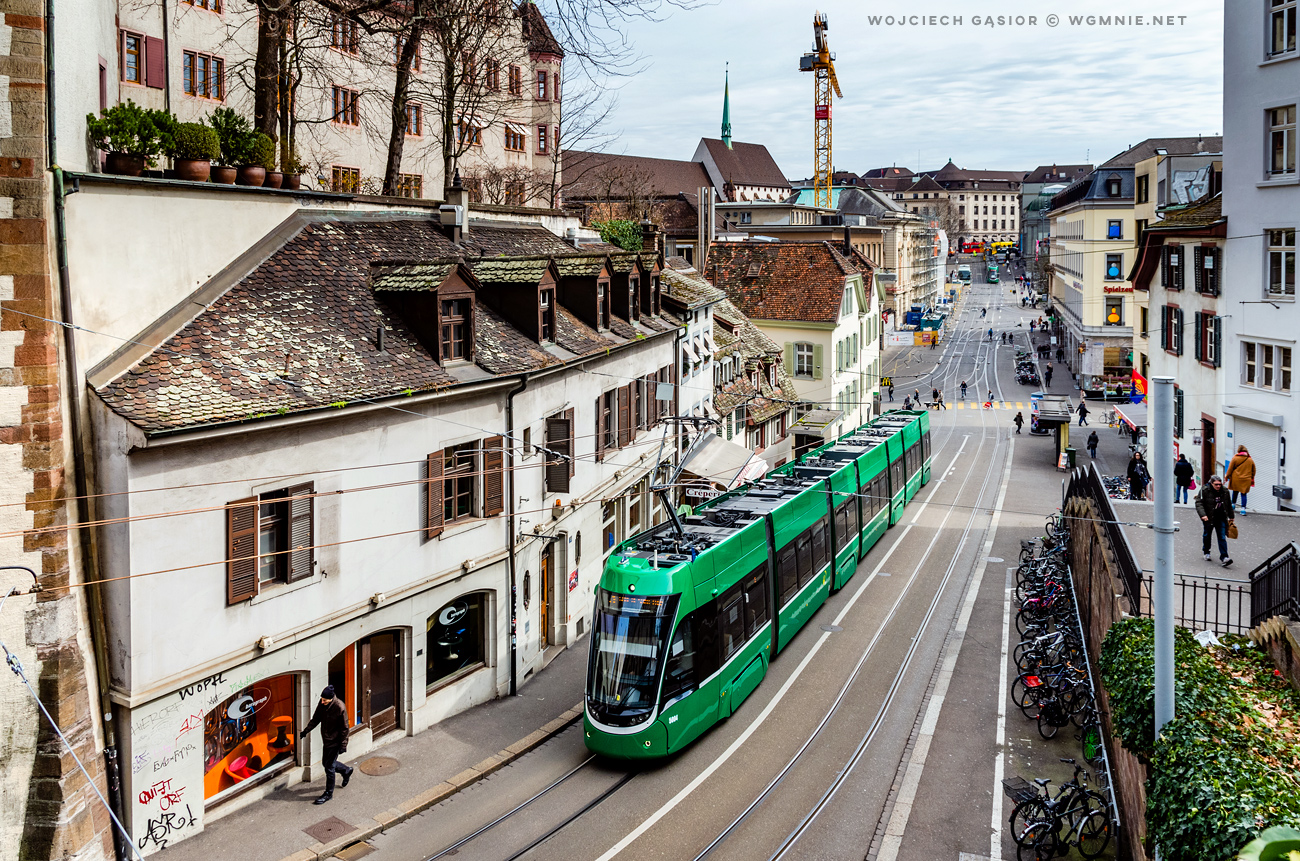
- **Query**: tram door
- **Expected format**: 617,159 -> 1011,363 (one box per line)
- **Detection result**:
539,545 -> 551,648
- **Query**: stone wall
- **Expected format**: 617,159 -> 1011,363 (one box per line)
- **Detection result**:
0,4 -> 112,860
1065,495 -> 1148,861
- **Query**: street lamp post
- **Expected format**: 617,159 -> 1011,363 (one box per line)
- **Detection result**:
1151,377 -> 1176,739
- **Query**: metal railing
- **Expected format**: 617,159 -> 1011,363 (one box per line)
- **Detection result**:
1138,575 -> 1252,636
1249,541 -> 1300,628
1065,463 -> 1143,614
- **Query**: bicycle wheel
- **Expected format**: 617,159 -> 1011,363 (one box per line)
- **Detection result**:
1017,820 -> 1058,861
1077,810 -> 1112,859
1037,701 -> 1064,739
1010,798 -> 1049,843
1079,723 -> 1104,765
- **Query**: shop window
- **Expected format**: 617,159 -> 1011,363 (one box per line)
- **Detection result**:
203,673 -> 298,799
427,594 -> 487,689
328,632 -> 402,737
1104,297 -> 1124,327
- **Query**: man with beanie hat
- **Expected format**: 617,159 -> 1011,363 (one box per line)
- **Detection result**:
301,685 -> 353,804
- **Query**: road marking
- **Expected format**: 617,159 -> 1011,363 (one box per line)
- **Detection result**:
876,436 -> 1015,861
593,438 -> 973,861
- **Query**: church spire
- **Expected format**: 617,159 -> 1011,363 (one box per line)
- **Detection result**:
721,64 -> 732,150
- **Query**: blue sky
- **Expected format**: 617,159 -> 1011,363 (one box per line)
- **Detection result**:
585,0 -> 1223,177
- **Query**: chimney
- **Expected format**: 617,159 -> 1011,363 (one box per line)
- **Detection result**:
842,224 -> 852,258
441,168 -> 470,242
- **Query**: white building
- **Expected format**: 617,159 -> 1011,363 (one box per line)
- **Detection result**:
705,241 -> 881,442
1221,1 -> 1298,510
82,201 -> 680,851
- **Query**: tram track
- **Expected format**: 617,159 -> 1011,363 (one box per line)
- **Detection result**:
681,372 -> 1007,861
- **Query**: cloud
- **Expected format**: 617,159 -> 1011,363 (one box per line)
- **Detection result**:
585,0 -> 1223,175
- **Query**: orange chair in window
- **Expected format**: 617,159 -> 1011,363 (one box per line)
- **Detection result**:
224,754 -> 257,783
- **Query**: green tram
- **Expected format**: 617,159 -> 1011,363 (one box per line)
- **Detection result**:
584,410 -> 932,759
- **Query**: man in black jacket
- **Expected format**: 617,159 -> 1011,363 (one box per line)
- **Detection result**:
301,685 -> 354,804
1195,476 -> 1235,566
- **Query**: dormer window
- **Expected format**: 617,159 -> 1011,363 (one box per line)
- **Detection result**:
441,298 -> 471,361
629,276 -> 640,320
652,276 -> 661,315
539,288 -> 555,342
597,281 -> 610,329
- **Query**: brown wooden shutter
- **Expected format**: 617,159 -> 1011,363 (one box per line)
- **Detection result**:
617,385 -> 632,447
1193,247 -> 1204,292
595,396 -> 605,462
286,482 -> 314,582
226,497 -> 259,605
144,36 -> 165,88
565,407 -> 575,476
426,451 -> 445,539
545,417 -> 571,493
483,436 -> 504,516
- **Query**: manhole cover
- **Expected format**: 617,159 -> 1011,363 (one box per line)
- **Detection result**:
334,843 -> 375,860
821,625 -> 843,633
304,816 -> 353,843
359,756 -> 400,776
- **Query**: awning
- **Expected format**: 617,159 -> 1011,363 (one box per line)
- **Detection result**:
680,432 -> 769,489
1114,402 -> 1148,430
703,330 -> 715,353
505,121 -> 529,136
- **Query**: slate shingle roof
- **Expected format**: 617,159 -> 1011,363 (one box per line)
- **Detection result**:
711,296 -> 798,424
706,242 -> 859,324
96,219 -> 672,433
561,151 -> 713,201
1099,137 -> 1222,169
699,139 -> 791,190
371,261 -> 459,291
518,1 -> 564,56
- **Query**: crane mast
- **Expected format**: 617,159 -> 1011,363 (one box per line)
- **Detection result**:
799,12 -> 843,210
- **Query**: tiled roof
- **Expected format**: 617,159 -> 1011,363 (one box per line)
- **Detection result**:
95,219 -> 673,433
1024,164 -> 1094,184
518,1 -> 563,56
371,261 -> 459,291
1099,137 -> 1222,168
554,255 -> 607,277
561,150 -> 712,201
712,296 -> 798,424
699,139 -> 791,190
469,256 -> 553,285
661,266 -> 726,310
706,242 -> 858,324
1150,193 -> 1224,229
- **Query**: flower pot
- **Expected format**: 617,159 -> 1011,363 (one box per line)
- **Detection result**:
174,158 -> 212,182
105,152 -> 146,177
211,165 -> 237,185
283,174 -> 302,191
235,165 -> 266,187
264,170 -> 283,190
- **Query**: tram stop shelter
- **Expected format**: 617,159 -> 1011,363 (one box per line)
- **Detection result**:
790,408 -> 846,461
679,432 -> 769,505
1033,396 -> 1075,465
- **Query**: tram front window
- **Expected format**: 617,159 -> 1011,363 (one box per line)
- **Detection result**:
587,590 -> 679,727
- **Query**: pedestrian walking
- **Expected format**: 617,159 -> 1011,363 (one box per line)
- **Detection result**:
931,387 -> 940,406
960,381 -> 968,400
1127,451 -> 1150,501
301,686 -> 354,804
1086,430 -> 1099,459
1225,445 -> 1256,514
987,389 -> 994,404
937,392 -> 946,410
1030,320 -> 1036,333
1195,475 -> 1235,566
888,384 -> 894,402
1174,454 -> 1195,504
1013,412 -> 1024,433
988,328 -> 994,341
914,388 -> 921,406
1076,401 -> 1089,426
903,396 -> 912,410
1044,364 -> 1053,387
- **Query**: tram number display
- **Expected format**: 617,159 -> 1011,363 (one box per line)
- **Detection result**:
602,592 -> 670,614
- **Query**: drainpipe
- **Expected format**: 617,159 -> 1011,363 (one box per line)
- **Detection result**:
505,373 -> 528,697
44,2 -> 130,858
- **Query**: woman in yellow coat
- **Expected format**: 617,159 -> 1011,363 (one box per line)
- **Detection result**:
1225,445 -> 1256,513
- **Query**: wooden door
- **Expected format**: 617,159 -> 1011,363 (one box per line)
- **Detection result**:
1202,418 -> 1216,484
539,548 -> 551,648
364,632 -> 400,738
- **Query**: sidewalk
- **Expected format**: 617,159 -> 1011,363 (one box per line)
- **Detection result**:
160,645 -> 587,861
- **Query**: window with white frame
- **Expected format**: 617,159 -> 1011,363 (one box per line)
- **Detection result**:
1269,229 -> 1296,297
794,342 -> 814,378
1269,106 -> 1296,177
1242,341 -> 1292,391
1272,0 -> 1297,56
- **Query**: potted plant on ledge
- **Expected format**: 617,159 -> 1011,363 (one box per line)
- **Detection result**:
259,135 -> 283,189
208,107 -> 253,185
237,132 -> 275,187
283,154 -> 305,190
86,100 -> 164,176
168,122 -> 220,182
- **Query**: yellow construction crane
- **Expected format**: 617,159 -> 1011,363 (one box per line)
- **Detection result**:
800,12 -> 842,210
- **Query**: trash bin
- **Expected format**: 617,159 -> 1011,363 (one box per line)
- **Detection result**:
1065,447 -> 1077,468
